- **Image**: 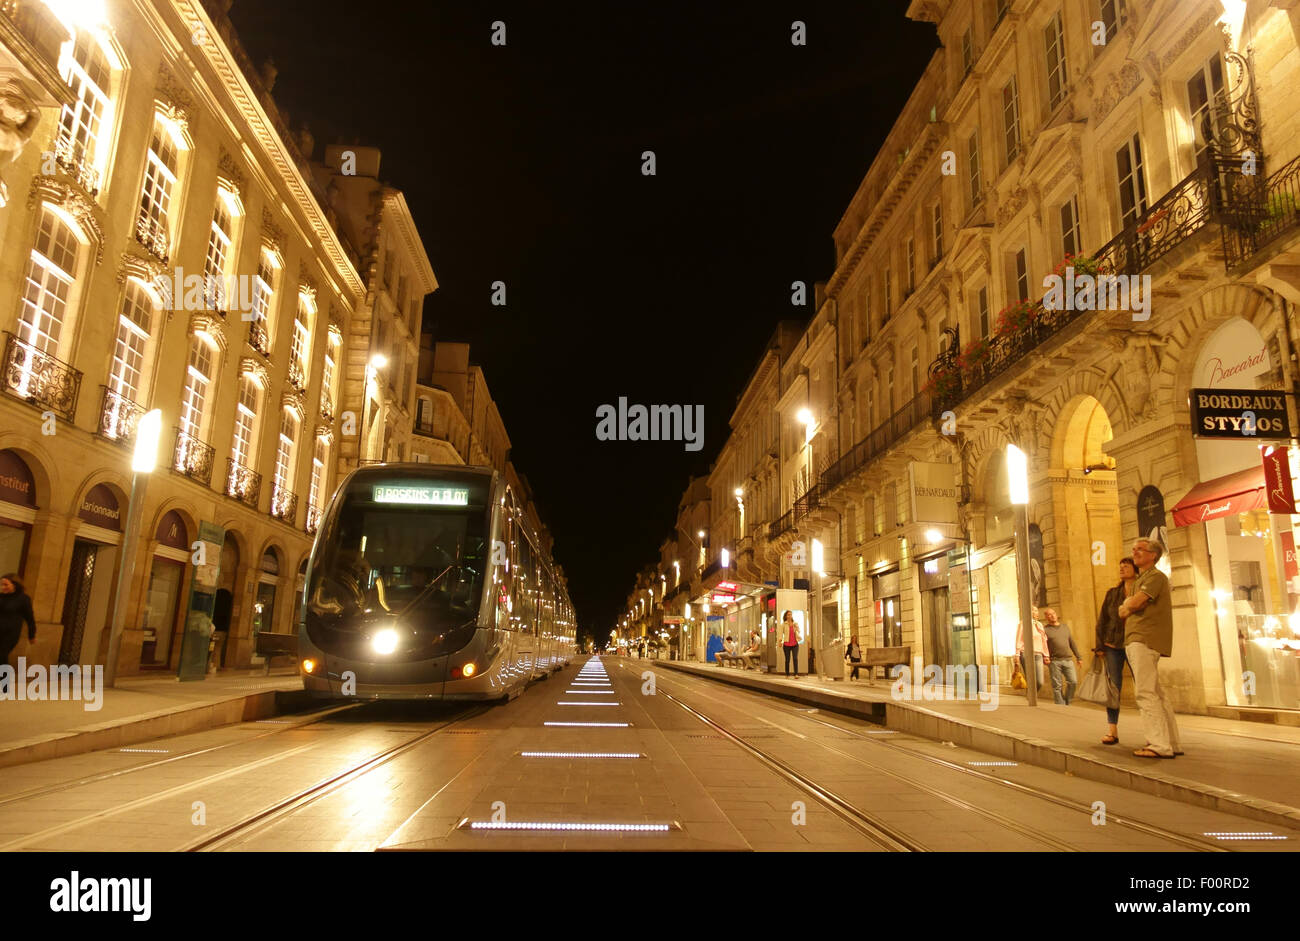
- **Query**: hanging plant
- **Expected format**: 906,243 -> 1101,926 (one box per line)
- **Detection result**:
994,298 -> 1042,337
1052,252 -> 1101,279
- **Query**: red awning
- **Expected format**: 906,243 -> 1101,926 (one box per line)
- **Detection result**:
1171,466 -> 1267,527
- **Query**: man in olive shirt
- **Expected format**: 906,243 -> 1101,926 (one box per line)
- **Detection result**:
1117,538 -> 1182,758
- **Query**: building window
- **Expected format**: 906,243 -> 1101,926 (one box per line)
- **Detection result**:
1099,0 -> 1128,42
910,346 -> 919,397
108,281 -> 154,404
977,285 -> 990,339
905,238 -> 916,294
1044,12 -> 1068,112
273,409 -> 298,495
289,294 -> 312,390
884,267 -> 893,317
967,129 -> 982,207
202,196 -> 235,311
1012,248 -> 1029,301
1116,134 -> 1148,229
55,31 -> 112,190
994,0 -> 1011,25
231,375 -> 260,468
19,207 -> 81,355
137,116 -> 180,256
179,335 -> 216,441
321,335 -> 338,418
1001,76 -> 1021,166
931,202 -> 943,263
307,436 -> 327,514
1060,195 -> 1082,259
1187,54 -> 1225,165
960,27 -> 974,76
250,250 -> 277,353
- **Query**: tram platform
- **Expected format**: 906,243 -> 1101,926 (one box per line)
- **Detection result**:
0,668 -> 309,770
655,657 -> 1300,832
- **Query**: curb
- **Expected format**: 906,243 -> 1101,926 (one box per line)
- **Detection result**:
658,660 -> 1300,833
0,685 -> 315,770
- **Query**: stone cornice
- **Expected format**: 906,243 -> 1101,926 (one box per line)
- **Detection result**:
381,189 -> 438,293
168,1 -> 365,300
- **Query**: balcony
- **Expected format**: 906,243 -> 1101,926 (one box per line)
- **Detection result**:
1223,153 -> 1300,270
172,430 -> 215,487
247,321 -> 270,357
226,459 -> 261,508
768,509 -> 795,541
287,360 -> 307,393
821,392 -> 933,497
134,212 -> 169,265
2,332 -> 82,422
97,387 -> 144,444
269,485 -> 298,525
305,503 -> 322,535
50,136 -> 100,196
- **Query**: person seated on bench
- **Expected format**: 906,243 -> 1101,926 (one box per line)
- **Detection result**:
741,631 -> 763,669
716,634 -> 744,667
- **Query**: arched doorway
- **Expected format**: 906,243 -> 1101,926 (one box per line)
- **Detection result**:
141,510 -> 191,668
253,546 -> 282,641
1050,395 -> 1122,638
59,480 -> 126,665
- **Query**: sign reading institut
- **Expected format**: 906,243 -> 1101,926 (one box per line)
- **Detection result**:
1189,387 -> 1292,440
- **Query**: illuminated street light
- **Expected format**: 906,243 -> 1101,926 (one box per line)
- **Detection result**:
1007,443 -> 1037,707
105,409 -> 163,686
925,528 -> 943,545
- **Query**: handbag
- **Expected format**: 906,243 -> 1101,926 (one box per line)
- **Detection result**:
1011,660 -> 1027,690
1078,656 -> 1120,708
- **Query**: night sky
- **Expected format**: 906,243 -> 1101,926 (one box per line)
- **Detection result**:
228,1 -> 939,645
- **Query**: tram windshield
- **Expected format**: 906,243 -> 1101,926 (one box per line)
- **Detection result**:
307,485 -> 488,631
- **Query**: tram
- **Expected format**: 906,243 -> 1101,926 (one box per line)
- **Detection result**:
298,464 -> 576,700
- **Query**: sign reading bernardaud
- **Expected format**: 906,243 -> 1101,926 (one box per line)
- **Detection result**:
1190,387 -> 1292,440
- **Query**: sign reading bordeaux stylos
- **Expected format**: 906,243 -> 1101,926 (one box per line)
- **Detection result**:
1189,387 -> 1293,440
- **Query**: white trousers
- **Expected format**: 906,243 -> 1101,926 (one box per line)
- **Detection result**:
1126,641 -> 1181,756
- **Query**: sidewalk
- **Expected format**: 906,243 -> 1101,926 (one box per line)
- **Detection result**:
658,659 -> 1300,832
0,668 -> 311,769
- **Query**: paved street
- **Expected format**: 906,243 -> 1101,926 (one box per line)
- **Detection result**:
1,657 -> 1294,852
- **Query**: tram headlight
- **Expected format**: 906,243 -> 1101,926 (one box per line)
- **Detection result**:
372,628 -> 399,655
462,662 -> 477,678
301,658 -> 317,674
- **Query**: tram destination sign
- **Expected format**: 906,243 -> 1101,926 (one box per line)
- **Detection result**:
1190,387 -> 1293,440
373,483 -> 470,506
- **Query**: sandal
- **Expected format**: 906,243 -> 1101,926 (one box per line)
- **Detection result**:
1101,735 -> 1118,745
1133,747 -> 1174,759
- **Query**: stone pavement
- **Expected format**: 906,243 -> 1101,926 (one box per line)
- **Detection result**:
652,657 -> 1300,832
0,668 -> 309,769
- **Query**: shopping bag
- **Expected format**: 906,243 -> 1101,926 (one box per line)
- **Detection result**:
1011,661 -> 1027,690
1079,657 -> 1118,708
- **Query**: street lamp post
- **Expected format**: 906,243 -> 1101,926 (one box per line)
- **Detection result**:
104,409 -> 163,687
1007,444 -> 1037,706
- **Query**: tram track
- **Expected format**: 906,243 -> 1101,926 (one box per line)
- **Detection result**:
633,662 -> 1231,852
185,704 -> 488,851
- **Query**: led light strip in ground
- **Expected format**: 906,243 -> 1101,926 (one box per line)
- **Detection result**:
558,701 -> 619,706
565,690 -> 615,694
118,748 -> 170,754
520,752 -> 642,759
544,721 -> 630,727
967,761 -> 1018,767
1203,832 -> 1288,840
462,820 -> 672,832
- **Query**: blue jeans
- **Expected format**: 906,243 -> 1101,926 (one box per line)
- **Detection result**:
783,644 -> 798,676
1102,645 -> 1127,724
1050,658 -> 1079,704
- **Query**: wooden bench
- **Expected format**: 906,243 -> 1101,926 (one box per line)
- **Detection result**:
714,652 -> 745,668
854,646 -> 911,683
254,631 -> 299,674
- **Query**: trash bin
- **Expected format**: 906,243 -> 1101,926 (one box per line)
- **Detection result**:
823,638 -> 845,680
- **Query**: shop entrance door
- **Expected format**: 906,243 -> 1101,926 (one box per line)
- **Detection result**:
923,586 -> 952,667
58,540 -> 97,665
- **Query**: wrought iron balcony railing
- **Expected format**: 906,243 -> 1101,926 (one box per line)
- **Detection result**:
247,321 -> 270,357
50,135 -> 100,195
172,429 -> 215,486
269,485 -> 298,524
226,458 -> 261,508
287,360 -> 307,393
305,503 -> 322,535
768,509 -> 795,541
134,211 -> 170,265
2,331 -> 82,422
1223,152 -> 1300,269
821,392 -> 933,497
97,386 -> 144,444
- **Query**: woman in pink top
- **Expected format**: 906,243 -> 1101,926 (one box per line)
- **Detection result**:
781,610 -> 800,677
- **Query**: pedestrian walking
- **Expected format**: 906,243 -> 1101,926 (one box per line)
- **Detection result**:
1119,539 -> 1183,759
1016,607 -> 1050,691
1094,557 -> 1137,744
781,609 -> 799,677
845,634 -> 862,680
0,573 -> 36,670
1041,608 -> 1083,704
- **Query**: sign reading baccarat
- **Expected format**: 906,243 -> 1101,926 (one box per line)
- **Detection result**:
1190,388 -> 1293,440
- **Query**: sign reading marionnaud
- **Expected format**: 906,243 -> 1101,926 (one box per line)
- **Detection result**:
1189,387 -> 1292,440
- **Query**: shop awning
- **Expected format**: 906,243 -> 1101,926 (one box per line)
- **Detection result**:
1171,466 -> 1266,527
